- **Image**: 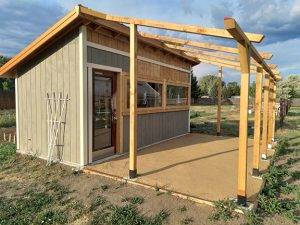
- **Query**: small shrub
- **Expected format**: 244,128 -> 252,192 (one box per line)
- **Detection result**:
190,111 -> 201,119
90,196 -> 107,211
150,209 -> 170,225
0,110 -> 15,128
262,164 -> 289,198
0,142 -> 16,164
209,199 -> 239,222
181,217 -> 194,224
34,209 -> 68,224
275,137 -> 290,156
101,184 -> 109,191
178,205 -> 187,212
46,180 -> 70,201
90,204 -> 169,225
121,196 -> 144,205
243,211 -> 263,225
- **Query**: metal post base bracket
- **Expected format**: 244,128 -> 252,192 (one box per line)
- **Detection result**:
237,195 -> 247,206
129,169 -> 137,179
252,168 -> 260,177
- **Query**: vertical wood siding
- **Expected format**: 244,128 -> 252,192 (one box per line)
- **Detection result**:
123,111 -> 189,152
16,30 -> 80,166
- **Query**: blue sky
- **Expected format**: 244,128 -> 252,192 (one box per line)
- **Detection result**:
0,0 -> 299,82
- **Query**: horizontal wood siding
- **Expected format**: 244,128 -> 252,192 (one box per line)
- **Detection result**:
123,110 -> 189,152
16,30 -> 80,166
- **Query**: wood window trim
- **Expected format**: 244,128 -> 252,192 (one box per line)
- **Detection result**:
122,76 -> 191,114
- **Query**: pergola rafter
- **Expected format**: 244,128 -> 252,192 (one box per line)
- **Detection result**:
163,43 -> 278,69
139,32 -> 273,60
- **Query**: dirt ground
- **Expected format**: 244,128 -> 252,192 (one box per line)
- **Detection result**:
0,106 -> 299,225
0,127 -> 15,142
1,154 -> 297,225
1,154 -> 246,225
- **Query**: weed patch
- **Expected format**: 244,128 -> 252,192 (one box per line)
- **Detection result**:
0,110 -> 15,128
90,196 -> 107,211
208,199 -> 239,222
0,142 -> 16,164
178,205 -> 187,212
181,217 -> 194,224
122,196 -> 144,205
242,211 -> 263,225
256,136 -> 300,223
90,204 -> 169,225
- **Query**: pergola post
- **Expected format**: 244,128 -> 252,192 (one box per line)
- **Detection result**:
217,66 -> 222,136
252,67 -> 263,176
261,73 -> 270,159
237,41 -> 250,206
271,83 -> 277,142
268,79 -> 277,146
129,23 -> 138,179
267,79 -> 274,147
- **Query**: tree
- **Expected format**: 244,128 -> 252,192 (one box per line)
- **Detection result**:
0,55 -> 14,91
249,81 -> 256,98
0,55 -> 10,67
198,74 -> 219,97
190,69 -> 200,99
277,75 -> 300,100
225,81 -> 240,98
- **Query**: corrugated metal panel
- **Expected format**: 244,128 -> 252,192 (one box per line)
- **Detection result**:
16,29 -> 81,166
87,46 -> 129,71
123,110 -> 189,152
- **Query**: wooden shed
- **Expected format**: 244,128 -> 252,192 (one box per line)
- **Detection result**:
0,6 -> 198,167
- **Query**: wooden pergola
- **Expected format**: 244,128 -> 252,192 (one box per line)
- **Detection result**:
78,6 -> 280,206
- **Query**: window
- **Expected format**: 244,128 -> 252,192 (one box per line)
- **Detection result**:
167,85 -> 188,106
127,81 -> 162,108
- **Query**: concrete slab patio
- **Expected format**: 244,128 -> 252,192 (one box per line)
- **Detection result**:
85,133 -> 270,204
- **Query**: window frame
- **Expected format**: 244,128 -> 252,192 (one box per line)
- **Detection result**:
123,75 -> 190,115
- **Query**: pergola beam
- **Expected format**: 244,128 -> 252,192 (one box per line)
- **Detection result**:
224,18 -> 277,81
140,32 -> 273,60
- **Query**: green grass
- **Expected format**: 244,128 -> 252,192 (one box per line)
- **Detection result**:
90,204 -> 170,225
0,142 -> 16,164
190,105 -> 255,137
0,110 -> 15,128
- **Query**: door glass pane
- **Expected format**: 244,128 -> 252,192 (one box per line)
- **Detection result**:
93,76 -> 112,150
